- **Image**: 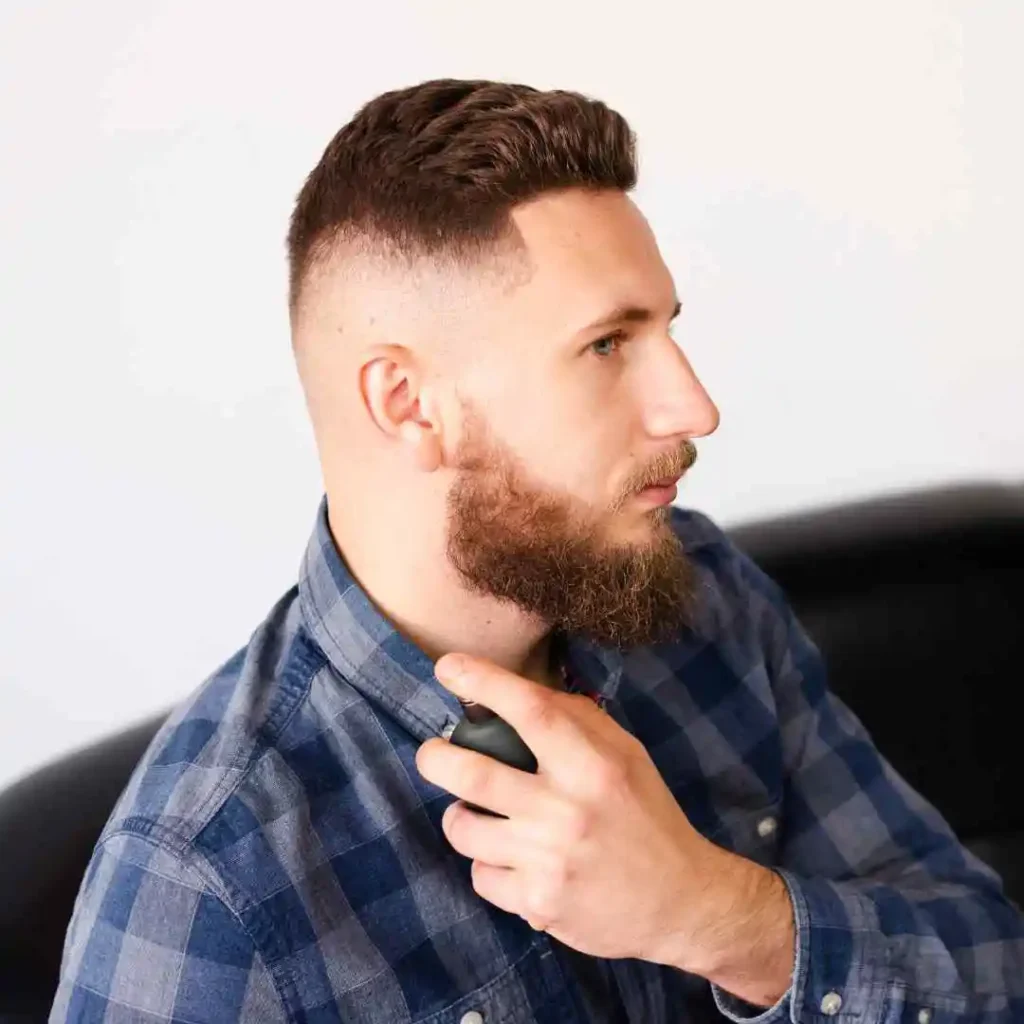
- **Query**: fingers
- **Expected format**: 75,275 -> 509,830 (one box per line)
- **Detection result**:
468,859 -> 552,936
416,737 -> 543,819
468,861 -> 521,918
442,800 -> 520,868
433,654 -> 589,767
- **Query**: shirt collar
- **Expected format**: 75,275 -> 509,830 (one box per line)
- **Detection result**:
297,494 -> 625,743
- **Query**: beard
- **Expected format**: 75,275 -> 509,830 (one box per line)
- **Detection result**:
444,399 -> 700,650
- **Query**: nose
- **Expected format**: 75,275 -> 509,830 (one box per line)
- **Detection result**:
643,341 -> 721,441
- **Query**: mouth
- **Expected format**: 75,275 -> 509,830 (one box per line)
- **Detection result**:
637,477 -> 680,505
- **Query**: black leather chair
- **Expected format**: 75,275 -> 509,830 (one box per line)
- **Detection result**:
727,480 -> 1024,895
2,480 -> 1021,1020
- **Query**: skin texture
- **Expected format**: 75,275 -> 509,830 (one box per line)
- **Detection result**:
294,188 -> 794,1003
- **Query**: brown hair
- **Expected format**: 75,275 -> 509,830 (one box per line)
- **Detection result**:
285,78 -> 637,331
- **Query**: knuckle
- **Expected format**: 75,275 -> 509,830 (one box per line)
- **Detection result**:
463,759 -> 491,801
551,859 -> 573,891
538,849 -> 572,891
622,731 -> 647,757
569,692 -> 599,715
591,756 -> 630,795
522,692 -> 559,733
525,887 -> 554,921
559,806 -> 592,846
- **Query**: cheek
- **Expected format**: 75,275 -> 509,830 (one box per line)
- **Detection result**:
492,376 -> 633,499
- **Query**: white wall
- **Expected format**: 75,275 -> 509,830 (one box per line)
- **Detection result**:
1,0 -> 1021,790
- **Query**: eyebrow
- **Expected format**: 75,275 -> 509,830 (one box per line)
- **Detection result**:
575,299 -> 683,338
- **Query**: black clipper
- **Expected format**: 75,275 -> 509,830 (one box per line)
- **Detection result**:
447,700 -> 538,817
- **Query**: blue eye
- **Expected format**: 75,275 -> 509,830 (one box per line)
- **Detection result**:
589,331 -> 626,358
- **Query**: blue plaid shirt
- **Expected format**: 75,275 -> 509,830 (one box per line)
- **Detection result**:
51,495 -> 1024,1023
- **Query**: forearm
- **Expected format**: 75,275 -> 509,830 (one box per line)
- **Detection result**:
656,842 -> 797,1009
692,851 -> 796,1006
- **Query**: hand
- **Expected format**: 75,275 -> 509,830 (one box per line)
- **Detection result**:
414,653 -> 791,991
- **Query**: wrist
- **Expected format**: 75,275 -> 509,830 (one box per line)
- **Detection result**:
679,844 -> 796,1006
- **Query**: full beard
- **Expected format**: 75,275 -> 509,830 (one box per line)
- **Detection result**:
444,435 -> 697,650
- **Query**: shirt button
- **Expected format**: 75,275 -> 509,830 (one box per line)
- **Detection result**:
820,991 -> 843,1015
460,1013 -> 484,1024
918,1010 -> 932,1024
757,815 -> 778,838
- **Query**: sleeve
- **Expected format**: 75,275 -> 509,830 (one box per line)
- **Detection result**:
49,830 -> 289,1023
711,543 -> 1024,1024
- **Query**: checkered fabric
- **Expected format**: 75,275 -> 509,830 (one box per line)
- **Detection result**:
50,495 -> 1024,1022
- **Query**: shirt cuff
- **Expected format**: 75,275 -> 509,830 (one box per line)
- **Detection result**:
753,869 -> 891,1023
712,982 -> 793,1024
710,869 -> 799,1024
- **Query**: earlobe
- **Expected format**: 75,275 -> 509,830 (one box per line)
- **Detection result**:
402,422 -> 442,472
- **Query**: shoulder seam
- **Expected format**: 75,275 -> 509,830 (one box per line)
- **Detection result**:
93,826 -> 291,1015
102,626 -> 326,850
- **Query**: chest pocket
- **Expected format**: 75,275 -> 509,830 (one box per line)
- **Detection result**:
418,936 -> 582,1024
419,957 -> 530,1024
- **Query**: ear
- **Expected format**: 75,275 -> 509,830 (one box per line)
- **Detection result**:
360,345 -> 443,472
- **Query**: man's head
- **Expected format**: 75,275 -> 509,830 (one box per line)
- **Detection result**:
286,79 -> 720,650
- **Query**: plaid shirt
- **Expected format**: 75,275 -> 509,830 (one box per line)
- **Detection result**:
51,495 -> 1024,1023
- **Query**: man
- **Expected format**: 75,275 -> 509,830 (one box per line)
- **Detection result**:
51,78 -> 1023,1022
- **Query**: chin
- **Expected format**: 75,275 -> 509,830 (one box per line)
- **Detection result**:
612,508 -> 665,540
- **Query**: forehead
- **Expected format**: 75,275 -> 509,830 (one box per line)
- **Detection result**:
504,189 -> 675,330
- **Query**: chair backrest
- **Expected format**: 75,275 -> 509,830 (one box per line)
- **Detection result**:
728,480 -> 1024,893
0,711 -> 167,1015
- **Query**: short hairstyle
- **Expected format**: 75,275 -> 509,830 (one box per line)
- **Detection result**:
285,78 -> 637,331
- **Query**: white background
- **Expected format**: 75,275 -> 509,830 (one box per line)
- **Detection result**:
1,1 -> 1021,790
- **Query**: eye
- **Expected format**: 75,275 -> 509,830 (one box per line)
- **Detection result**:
588,331 -> 626,358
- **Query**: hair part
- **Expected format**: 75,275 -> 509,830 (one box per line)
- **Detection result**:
285,78 -> 638,335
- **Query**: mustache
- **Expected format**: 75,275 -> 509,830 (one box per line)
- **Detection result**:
637,440 -> 698,491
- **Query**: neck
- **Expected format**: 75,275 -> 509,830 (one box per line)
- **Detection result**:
326,499 -> 560,688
